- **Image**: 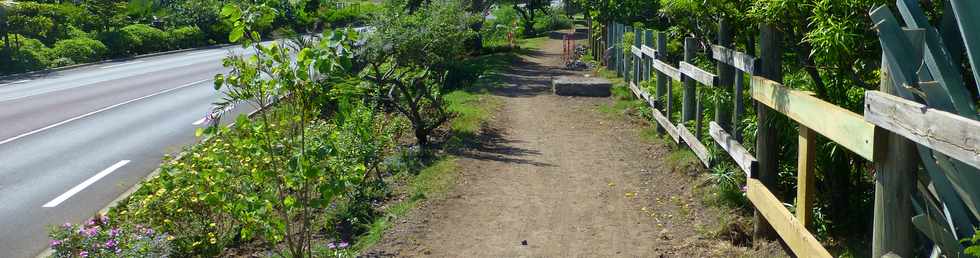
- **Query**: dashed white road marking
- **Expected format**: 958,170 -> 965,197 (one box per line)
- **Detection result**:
101,61 -> 145,69
43,160 -> 131,208
0,79 -> 209,146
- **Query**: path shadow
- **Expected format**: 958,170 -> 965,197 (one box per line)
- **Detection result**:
490,56 -> 579,98
457,126 -> 554,167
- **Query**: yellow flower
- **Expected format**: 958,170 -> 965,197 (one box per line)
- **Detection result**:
166,235 -> 175,241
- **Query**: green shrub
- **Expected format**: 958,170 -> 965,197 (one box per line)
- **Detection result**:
51,37 -> 108,64
168,26 -> 206,49
121,24 -> 172,54
65,25 -> 92,39
318,2 -> 380,27
100,24 -> 173,56
0,35 -> 53,74
533,8 -> 572,33
96,30 -> 128,57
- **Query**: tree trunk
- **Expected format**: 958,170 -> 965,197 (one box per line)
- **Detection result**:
415,127 -> 429,147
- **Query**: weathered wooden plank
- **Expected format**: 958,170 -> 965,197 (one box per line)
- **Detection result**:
711,45 -> 758,74
641,45 -> 656,58
631,45 -> 642,57
751,76 -> 875,160
629,81 -> 652,103
796,126 -> 816,228
746,179 -> 833,258
652,109 -> 679,143
864,91 -> 980,169
677,123 -> 711,167
680,62 -> 719,86
709,122 -> 757,177
652,59 -> 681,81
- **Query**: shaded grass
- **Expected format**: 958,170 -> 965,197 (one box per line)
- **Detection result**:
351,158 -> 457,253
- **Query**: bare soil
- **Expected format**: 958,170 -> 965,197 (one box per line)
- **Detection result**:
363,29 -> 786,257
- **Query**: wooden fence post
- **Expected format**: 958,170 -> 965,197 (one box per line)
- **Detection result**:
871,56 -> 915,258
658,32 -> 670,122
682,37 -> 697,123
617,23 -> 624,76
599,22 -> 612,69
797,126 -> 816,228
644,30 -> 653,82
624,25 -> 632,82
733,68 -> 746,141
634,29 -> 641,84
753,23 -> 781,242
716,18 -> 734,132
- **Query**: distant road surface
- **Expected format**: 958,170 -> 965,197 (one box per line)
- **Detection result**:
0,45 -> 260,257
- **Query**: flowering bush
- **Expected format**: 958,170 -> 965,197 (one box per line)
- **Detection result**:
48,215 -> 171,257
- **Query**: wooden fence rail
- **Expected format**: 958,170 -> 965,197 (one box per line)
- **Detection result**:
596,12 -> 980,256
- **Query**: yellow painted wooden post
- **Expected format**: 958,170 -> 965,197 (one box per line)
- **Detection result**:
796,125 -> 816,228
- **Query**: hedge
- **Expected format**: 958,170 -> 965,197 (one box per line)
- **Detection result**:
168,26 -> 207,49
51,37 -> 108,64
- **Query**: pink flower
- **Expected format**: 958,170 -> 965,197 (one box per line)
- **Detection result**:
49,240 -> 62,247
79,251 -> 88,257
327,242 -> 336,249
338,242 -> 349,248
62,223 -> 72,228
109,228 -> 121,238
84,227 -> 99,237
105,239 -> 118,249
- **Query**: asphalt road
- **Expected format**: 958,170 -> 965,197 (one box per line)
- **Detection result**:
0,45 -> 260,257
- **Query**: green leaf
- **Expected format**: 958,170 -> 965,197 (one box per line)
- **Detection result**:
220,4 -> 241,20
229,27 -> 244,43
195,127 -> 204,137
213,74 -> 224,90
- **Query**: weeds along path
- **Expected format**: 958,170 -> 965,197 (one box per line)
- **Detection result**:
365,29 -> 782,257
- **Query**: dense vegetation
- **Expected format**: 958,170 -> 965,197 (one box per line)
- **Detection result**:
0,0 -> 380,75
43,0 -> 556,256
582,0 -> 980,256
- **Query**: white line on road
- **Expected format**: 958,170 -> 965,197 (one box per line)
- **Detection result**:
101,61 -> 145,69
0,79 -> 31,87
43,160 -> 131,208
0,79 -> 210,146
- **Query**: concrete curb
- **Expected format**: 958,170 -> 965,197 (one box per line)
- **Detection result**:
2,44 -> 234,81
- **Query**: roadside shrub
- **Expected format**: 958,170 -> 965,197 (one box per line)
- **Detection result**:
100,24 -> 173,56
48,215 -> 171,257
65,25 -> 92,39
168,26 -> 207,49
51,37 -> 108,64
121,24 -> 173,54
0,35 -> 53,73
318,2 -> 380,27
534,9 -> 572,33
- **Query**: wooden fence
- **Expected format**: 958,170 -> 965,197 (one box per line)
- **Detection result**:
590,3 -> 980,257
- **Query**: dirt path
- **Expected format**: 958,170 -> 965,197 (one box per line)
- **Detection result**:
365,30 -> 781,257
